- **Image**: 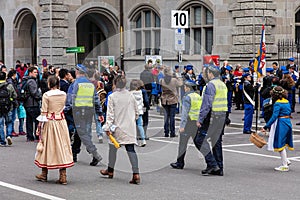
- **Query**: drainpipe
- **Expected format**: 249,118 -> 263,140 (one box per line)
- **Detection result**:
120,0 -> 124,70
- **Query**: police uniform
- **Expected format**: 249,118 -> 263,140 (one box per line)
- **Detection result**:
195,65 -> 227,176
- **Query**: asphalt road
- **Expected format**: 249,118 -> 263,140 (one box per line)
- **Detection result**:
0,118 -> 300,200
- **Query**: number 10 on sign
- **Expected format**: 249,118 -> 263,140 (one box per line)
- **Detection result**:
171,10 -> 188,29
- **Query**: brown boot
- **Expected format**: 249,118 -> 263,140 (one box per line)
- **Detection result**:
129,173 -> 140,185
56,168 -> 67,185
100,169 -> 114,178
36,168 -> 48,182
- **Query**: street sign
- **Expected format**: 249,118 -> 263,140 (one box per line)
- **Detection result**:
66,46 -> 85,53
42,58 -> 47,67
171,10 -> 188,29
175,28 -> 185,51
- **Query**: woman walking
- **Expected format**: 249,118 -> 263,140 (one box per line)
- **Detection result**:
261,86 -> 294,172
100,75 -> 141,184
35,76 -> 74,184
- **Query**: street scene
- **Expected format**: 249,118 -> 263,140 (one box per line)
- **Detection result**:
0,106 -> 300,199
1,0 -> 300,200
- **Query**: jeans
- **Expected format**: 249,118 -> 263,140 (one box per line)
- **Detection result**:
162,103 -> 177,136
0,111 -> 13,145
25,107 -> 40,141
243,103 -> 254,132
107,143 -> 139,174
227,90 -> 233,113
19,118 -> 25,133
94,112 -> 103,137
11,108 -> 17,133
136,115 -> 146,140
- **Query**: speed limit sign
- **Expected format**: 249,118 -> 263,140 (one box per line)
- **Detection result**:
171,10 -> 188,29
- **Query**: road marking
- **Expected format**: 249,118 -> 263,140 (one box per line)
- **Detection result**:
224,132 -> 243,135
147,126 -> 180,130
0,181 -> 66,200
223,143 -> 254,147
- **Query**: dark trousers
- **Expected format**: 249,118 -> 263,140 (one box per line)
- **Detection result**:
162,104 -> 177,137
25,107 -> 40,141
107,144 -> 139,174
177,119 -> 197,165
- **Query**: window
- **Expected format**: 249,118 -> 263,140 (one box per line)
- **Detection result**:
132,10 -> 160,55
296,10 -> 300,45
183,5 -> 213,55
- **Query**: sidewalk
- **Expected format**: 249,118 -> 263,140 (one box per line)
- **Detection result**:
149,103 -> 300,134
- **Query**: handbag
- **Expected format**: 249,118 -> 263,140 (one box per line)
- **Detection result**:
36,128 -> 44,153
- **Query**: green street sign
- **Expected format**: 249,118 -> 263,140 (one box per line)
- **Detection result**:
66,46 -> 85,53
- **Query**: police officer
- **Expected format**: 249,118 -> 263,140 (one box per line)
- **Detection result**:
195,64 -> 228,176
170,80 -> 202,169
65,64 -> 104,166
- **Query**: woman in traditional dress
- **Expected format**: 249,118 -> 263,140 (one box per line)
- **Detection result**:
100,75 -> 141,184
35,76 -> 74,184
261,86 -> 294,172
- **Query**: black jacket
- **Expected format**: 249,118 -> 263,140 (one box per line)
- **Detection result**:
140,69 -> 154,92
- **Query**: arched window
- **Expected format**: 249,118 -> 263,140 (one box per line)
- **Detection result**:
183,4 -> 213,55
296,9 -> 300,44
132,9 -> 160,55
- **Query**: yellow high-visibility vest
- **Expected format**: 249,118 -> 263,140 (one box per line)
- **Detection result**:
210,79 -> 228,112
74,82 -> 94,107
187,92 -> 202,120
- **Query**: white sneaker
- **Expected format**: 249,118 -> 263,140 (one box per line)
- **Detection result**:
140,140 -> 146,147
7,136 -> 12,145
274,166 -> 289,172
98,136 -> 103,143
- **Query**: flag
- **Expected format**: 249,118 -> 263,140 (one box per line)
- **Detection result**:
253,25 -> 266,77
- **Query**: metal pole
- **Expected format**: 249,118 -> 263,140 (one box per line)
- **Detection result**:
120,0 -> 124,71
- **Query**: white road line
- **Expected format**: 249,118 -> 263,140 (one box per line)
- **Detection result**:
150,137 -> 300,162
223,143 -> 254,147
147,126 -> 180,130
224,132 -> 243,135
0,181 -> 66,200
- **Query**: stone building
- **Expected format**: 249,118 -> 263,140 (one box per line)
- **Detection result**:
0,0 -> 300,73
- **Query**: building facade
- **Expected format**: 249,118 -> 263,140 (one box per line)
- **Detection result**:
0,0 -> 300,74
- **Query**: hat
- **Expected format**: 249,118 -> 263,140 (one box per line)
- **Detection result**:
280,66 -> 286,71
289,57 -> 295,62
243,68 -> 250,72
184,80 -> 197,87
186,64 -> 193,71
282,70 -> 289,74
76,64 -> 87,73
266,68 -> 274,73
225,66 -> 232,71
174,65 -> 179,69
242,73 -> 251,78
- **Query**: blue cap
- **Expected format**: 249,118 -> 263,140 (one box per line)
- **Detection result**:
266,68 -> 274,73
225,66 -> 232,71
184,80 -> 197,87
243,68 -> 250,72
76,64 -> 87,73
280,66 -> 286,71
175,65 -> 179,69
289,57 -> 295,62
283,70 -> 289,74
242,73 -> 251,78
186,64 -> 193,71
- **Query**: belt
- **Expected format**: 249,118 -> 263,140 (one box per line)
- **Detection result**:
279,116 -> 292,119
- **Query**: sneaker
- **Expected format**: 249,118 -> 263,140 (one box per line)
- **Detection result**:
202,166 -> 222,176
19,132 -> 27,136
287,160 -> 292,166
140,140 -> 146,147
11,132 -> 19,137
98,136 -> 103,143
90,156 -> 102,166
0,143 -> 7,147
7,136 -> 12,145
274,166 -> 289,172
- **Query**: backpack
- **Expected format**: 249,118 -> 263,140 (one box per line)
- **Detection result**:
18,79 -> 30,102
0,83 -> 12,115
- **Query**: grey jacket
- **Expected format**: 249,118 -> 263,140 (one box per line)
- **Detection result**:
22,76 -> 42,108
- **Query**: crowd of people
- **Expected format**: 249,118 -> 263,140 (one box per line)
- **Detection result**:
0,56 -> 296,185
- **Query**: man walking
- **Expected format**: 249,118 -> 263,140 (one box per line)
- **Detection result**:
65,64 -> 104,166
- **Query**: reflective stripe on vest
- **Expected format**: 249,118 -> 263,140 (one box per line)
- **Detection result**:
75,82 -> 94,107
187,93 -> 202,120
211,79 -> 228,112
